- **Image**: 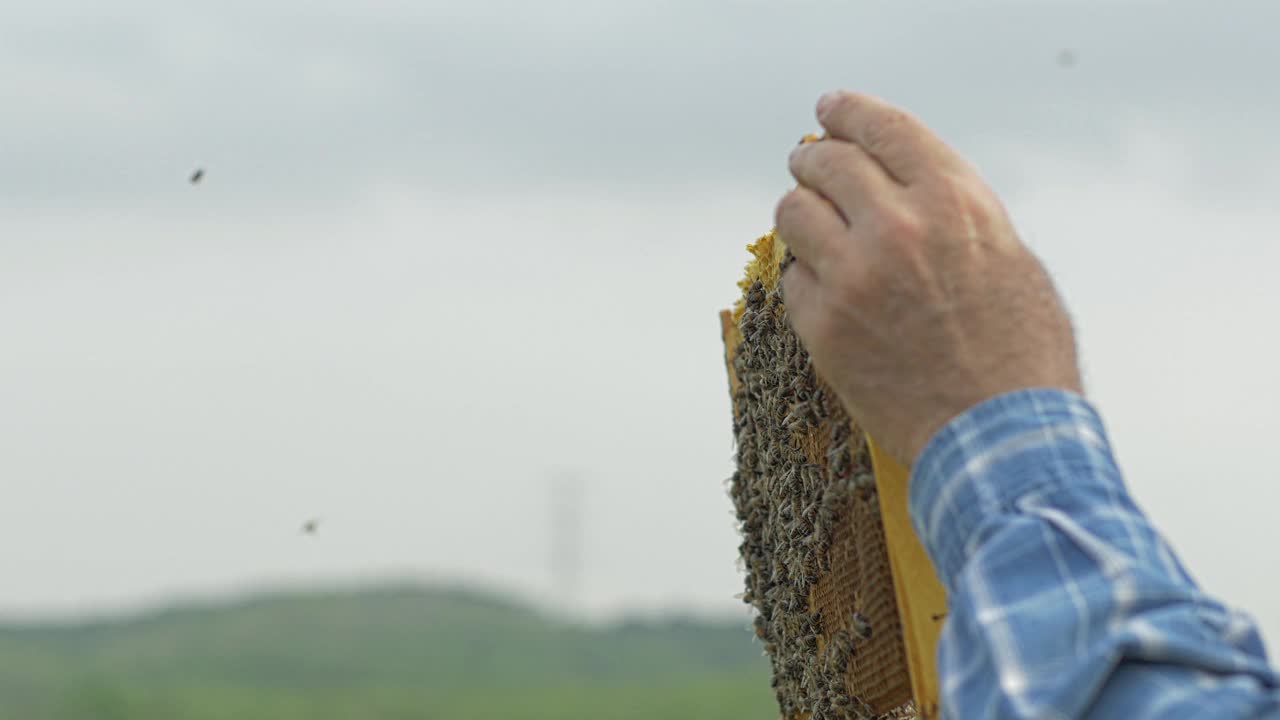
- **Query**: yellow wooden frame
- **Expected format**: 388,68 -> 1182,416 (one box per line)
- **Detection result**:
722,227 -> 949,718
866,440 -> 946,719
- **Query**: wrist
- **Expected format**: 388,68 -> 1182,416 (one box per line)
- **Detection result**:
906,388 -> 1119,589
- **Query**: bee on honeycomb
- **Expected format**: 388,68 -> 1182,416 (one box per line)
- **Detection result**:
725,233 -> 917,720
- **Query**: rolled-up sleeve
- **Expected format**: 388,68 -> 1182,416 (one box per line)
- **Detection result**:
910,389 -> 1280,719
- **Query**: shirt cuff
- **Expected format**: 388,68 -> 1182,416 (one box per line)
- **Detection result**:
908,388 -> 1124,591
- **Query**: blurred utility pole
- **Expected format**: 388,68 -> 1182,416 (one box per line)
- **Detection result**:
549,472 -> 584,617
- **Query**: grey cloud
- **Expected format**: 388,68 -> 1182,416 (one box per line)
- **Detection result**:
3,0 -> 1280,637
6,0 -> 1280,211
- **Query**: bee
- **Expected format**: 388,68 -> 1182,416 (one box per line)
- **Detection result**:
300,518 -> 320,535
801,632 -> 819,651
787,375 -> 810,394
829,450 -> 851,476
788,517 -> 814,541
829,423 -> 851,446
800,663 -> 821,693
189,168 -> 204,184
850,611 -> 873,640
784,654 -> 807,678
811,521 -> 833,549
766,333 -> 785,356
776,468 -> 801,496
760,445 -> 779,469
801,555 -> 821,585
819,491 -> 846,525
825,629 -> 855,670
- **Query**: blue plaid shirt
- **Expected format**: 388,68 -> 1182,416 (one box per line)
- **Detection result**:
910,389 -> 1280,719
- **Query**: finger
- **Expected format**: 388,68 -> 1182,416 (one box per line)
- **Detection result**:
815,91 -> 960,185
789,138 -> 897,223
774,186 -> 848,277
780,260 -> 821,340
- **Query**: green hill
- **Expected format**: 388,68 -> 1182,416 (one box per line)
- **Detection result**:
0,584 -> 775,720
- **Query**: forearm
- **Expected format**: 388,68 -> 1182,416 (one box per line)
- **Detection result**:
911,389 -> 1280,719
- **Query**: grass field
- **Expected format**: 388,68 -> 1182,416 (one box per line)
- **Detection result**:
0,585 -> 776,720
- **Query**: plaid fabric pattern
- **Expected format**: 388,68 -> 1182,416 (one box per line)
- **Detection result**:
910,389 -> 1280,719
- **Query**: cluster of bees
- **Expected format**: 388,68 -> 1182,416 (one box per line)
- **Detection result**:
730,264 -> 915,720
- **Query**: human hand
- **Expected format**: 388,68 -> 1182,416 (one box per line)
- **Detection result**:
776,91 -> 1083,464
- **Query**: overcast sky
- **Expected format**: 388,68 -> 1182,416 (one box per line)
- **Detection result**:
2,0 -> 1278,646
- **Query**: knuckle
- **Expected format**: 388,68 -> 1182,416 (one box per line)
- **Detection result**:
809,146 -> 842,180
787,144 -> 805,175
961,180 -> 1002,220
819,90 -> 855,119
933,171 -> 1005,233
872,205 -> 926,245
862,109 -> 910,150
774,191 -> 804,225
791,143 -> 840,185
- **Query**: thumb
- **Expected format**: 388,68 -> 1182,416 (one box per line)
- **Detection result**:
780,258 -> 822,344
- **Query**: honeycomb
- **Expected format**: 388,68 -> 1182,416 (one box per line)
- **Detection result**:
724,231 -> 917,720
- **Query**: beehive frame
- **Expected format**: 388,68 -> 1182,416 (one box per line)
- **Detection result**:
721,230 -> 947,719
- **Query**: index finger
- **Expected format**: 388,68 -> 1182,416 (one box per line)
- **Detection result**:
815,91 -> 961,185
